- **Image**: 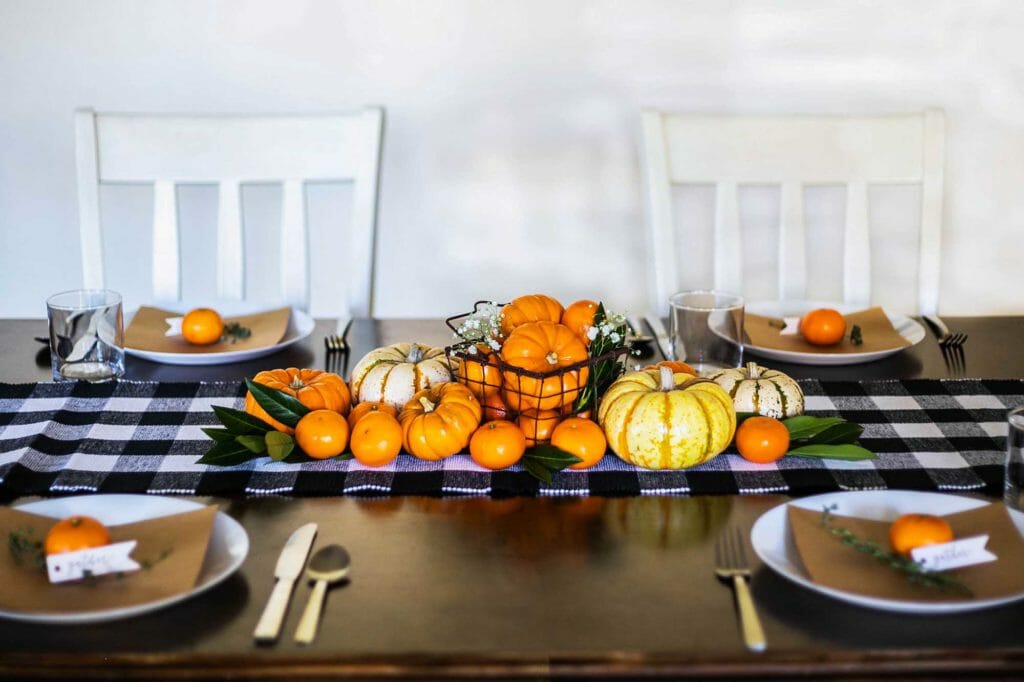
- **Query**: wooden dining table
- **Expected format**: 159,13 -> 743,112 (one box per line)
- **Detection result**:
1,315 -> 1023,680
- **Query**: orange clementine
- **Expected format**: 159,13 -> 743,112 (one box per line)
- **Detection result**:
889,514 -> 954,555
561,299 -> 599,343
349,411 -> 403,467
44,515 -> 111,555
347,401 -> 398,432
469,420 -> 527,469
799,308 -> 847,346
735,416 -> 790,464
482,392 -> 510,422
550,417 -> 607,469
295,409 -> 350,459
517,409 -> 560,446
181,308 -> 224,346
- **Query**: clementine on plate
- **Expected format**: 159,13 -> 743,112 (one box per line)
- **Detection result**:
735,416 -> 790,463
469,420 -> 527,470
295,409 -> 350,459
44,515 -> 111,555
799,308 -> 847,347
550,417 -> 607,469
181,308 -> 224,346
350,411 -> 403,467
889,513 -> 954,555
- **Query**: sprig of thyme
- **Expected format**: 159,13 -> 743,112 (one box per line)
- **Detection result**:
8,528 -> 44,570
820,505 -> 971,596
222,322 -> 251,344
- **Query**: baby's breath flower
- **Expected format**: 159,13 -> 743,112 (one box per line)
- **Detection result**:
587,326 -> 599,341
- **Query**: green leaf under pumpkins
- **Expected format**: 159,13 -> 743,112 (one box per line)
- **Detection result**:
780,414 -> 876,461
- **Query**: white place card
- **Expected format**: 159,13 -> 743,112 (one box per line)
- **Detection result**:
911,535 -> 997,573
46,540 -> 141,583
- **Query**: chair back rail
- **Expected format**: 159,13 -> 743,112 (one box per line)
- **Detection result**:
74,109 -> 383,316
641,110 -> 945,315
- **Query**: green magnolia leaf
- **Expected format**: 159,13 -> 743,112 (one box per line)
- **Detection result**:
522,457 -> 554,484
202,427 -> 237,443
524,444 -> 583,469
802,421 -> 864,445
244,378 -> 310,429
211,405 -> 273,435
236,435 -> 267,454
783,416 -> 846,440
197,440 -> 258,466
266,431 -> 295,461
786,443 -> 876,460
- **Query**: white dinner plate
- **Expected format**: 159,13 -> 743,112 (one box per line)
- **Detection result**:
744,300 -> 926,366
124,301 -> 314,366
3,494 -> 249,624
751,490 -> 1024,614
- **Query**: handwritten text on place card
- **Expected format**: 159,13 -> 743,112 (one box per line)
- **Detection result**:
46,541 -> 141,583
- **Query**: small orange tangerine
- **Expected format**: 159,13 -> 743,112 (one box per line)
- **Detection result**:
561,299 -> 599,343
295,409 -> 349,459
350,411 -> 403,467
44,515 -> 111,556
347,401 -> 398,432
550,417 -> 607,469
517,409 -> 560,447
181,308 -> 224,346
889,514 -> 954,555
482,392 -> 510,422
469,420 -> 527,470
735,416 -> 790,464
799,308 -> 847,347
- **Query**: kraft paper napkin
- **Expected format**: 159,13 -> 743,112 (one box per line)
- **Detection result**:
125,306 -> 290,354
788,503 -> 1024,602
745,307 -> 909,355
0,506 -> 216,613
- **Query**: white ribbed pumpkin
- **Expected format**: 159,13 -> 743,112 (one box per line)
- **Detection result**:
597,367 -> 736,470
350,342 -> 453,410
706,362 -> 804,419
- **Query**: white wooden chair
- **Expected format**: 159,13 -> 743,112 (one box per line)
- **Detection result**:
641,110 -> 945,316
74,108 -> 383,316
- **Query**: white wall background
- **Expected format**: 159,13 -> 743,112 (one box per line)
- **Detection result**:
2,0 -> 1023,318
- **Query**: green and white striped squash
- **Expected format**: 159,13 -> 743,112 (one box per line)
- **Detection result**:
598,366 -> 736,470
350,342 -> 453,411
706,362 -> 804,419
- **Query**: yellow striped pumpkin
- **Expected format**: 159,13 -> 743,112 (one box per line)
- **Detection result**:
597,367 -> 736,469
706,362 -> 804,419
350,342 -> 453,411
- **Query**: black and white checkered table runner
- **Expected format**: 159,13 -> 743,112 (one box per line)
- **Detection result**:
0,379 -> 1020,498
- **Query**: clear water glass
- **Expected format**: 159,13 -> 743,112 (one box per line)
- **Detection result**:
668,290 -> 744,374
46,289 -> 125,382
1004,407 -> 1024,510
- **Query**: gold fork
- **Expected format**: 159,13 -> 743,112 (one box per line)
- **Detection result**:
714,528 -> 767,652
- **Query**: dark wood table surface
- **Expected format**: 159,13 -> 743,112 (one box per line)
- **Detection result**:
1,315 -> 1023,680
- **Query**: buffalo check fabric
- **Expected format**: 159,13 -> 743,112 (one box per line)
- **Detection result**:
0,379 -> 1020,499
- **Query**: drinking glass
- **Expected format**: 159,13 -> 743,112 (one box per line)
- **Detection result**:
1004,406 -> 1024,510
46,289 -> 125,382
668,290 -> 744,374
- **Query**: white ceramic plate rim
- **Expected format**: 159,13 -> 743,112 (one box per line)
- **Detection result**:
123,301 -> 314,366
743,300 -> 925,366
3,494 -> 249,624
750,490 -> 1024,614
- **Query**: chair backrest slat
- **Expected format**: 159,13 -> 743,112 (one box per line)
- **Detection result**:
151,180 -> 180,302
713,181 -> 741,294
919,109 -> 946,316
842,180 -> 871,307
74,111 -> 104,290
215,179 -> 244,301
778,181 -> 807,302
279,179 -> 308,310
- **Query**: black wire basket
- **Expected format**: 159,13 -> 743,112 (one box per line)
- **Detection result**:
444,301 -> 630,444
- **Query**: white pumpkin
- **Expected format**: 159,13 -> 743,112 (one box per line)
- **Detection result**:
350,342 -> 453,410
706,362 -> 804,419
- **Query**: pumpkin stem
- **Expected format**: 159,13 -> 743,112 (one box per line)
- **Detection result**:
289,375 -> 306,390
418,396 -> 436,413
406,345 -> 424,363
659,366 -> 675,391
545,352 -> 559,366
746,362 -> 760,379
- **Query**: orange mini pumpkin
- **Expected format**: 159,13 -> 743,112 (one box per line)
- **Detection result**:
501,321 -> 590,412
245,368 -> 352,434
399,383 -> 482,461
499,294 -> 564,337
